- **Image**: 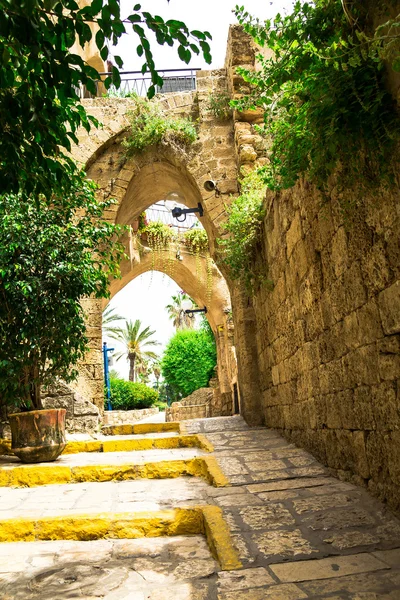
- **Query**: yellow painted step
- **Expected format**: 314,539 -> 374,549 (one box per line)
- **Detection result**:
0,456 -> 229,489
101,422 -> 180,436
0,506 -> 242,571
0,434 -> 213,457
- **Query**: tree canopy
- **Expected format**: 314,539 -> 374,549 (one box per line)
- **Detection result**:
0,0 -> 212,199
0,186 -> 123,409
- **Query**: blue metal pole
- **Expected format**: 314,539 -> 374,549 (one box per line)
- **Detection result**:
103,342 -> 112,411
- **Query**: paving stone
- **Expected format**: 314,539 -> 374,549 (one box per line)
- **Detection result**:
252,530 -> 318,559
216,494 -> 263,507
372,549 -> 400,567
301,570 -> 400,596
217,567 -> 274,590
304,508 -> 376,530
258,490 -> 300,502
248,470 -> 294,483
216,458 -> 249,475
245,460 -> 287,472
292,493 -> 355,514
286,456 -> 316,468
246,477 -> 334,493
239,505 -> 296,530
323,531 -> 381,550
270,553 -> 389,582
217,583 -> 308,599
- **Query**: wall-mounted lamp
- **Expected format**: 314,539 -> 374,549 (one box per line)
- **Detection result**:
204,180 -> 220,197
181,298 -> 207,319
172,202 -> 204,222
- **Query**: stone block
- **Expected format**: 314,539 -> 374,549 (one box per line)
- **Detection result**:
342,344 -> 380,388
378,280 -> 400,335
330,226 -> 348,278
239,144 -> 257,162
270,552 -> 388,583
286,213 -> 302,258
361,240 -> 392,296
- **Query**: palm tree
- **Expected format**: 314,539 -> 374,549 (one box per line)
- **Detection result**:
109,319 -> 160,382
102,306 -> 124,336
165,293 -> 194,330
152,361 -> 161,389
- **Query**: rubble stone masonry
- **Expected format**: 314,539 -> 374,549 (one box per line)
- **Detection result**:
227,24 -> 400,512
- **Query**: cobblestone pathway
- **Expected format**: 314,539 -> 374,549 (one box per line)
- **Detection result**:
1,416 -> 400,599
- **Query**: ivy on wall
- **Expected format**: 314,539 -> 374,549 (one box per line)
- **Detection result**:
218,171 -> 267,291
234,0 -> 400,194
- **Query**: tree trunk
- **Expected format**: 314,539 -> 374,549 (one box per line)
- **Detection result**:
128,354 -> 136,382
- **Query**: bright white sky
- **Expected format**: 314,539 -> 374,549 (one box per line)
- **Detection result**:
105,0 -> 293,379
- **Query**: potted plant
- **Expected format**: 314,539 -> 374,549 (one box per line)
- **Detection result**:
0,178 -> 123,463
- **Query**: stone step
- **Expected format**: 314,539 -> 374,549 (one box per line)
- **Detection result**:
0,451 -> 228,489
0,535 -> 219,600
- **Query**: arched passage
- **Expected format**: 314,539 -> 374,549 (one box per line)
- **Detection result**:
70,90 -> 264,424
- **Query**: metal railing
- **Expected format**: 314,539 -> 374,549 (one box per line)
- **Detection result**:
77,68 -> 200,99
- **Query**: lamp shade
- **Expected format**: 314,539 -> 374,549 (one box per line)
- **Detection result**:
181,298 -> 193,311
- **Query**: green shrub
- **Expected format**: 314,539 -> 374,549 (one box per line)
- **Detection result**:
161,329 -> 217,399
106,379 -> 158,411
123,95 -> 197,154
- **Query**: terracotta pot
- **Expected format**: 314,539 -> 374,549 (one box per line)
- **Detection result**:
9,408 -> 66,463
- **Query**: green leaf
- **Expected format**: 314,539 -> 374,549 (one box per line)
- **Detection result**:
95,30 -> 105,51
100,45 -> 109,60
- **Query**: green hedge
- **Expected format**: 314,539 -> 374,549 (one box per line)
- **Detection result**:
105,379 -> 159,411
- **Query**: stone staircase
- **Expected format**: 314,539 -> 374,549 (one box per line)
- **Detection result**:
1,416 -> 400,599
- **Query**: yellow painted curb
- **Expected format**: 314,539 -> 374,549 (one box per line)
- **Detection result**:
0,506 -> 242,571
0,434 -> 213,457
201,506 -> 243,571
101,422 -> 181,436
0,456 -> 229,489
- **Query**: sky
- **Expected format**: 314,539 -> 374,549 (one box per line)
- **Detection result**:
115,0 -> 295,71
104,0 -> 294,379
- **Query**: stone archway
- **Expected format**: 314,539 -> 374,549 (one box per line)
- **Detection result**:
69,66 -> 265,424
106,229 -> 235,415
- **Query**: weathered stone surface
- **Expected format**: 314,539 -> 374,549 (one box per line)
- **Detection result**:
217,568 -> 274,590
270,553 -> 389,583
217,584 -> 307,600
304,508 -> 376,531
252,530 -> 317,558
239,505 -> 295,530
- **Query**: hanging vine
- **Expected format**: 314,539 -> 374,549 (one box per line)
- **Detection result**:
183,228 -> 212,301
138,221 -> 214,301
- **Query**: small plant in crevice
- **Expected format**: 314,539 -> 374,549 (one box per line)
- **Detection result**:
234,0 -> 400,199
218,170 -> 269,292
123,95 -> 197,155
207,91 -> 233,120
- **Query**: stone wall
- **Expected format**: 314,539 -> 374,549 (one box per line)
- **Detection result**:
42,381 -> 101,434
252,181 -> 400,511
165,388 -> 213,422
226,25 -> 400,512
102,407 -> 159,426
